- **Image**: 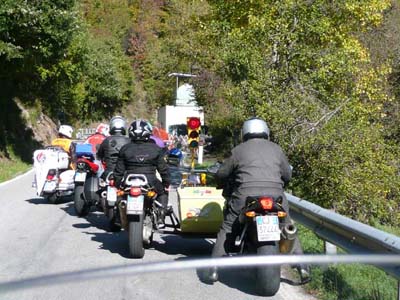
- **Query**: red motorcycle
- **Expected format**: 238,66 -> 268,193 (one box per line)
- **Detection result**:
73,144 -> 101,217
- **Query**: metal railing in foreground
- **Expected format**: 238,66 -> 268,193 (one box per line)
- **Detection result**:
286,193 -> 400,279
0,254 -> 399,293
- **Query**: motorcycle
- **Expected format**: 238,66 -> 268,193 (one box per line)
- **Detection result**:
116,174 -> 163,258
98,172 -> 121,232
166,147 -> 183,166
33,146 -> 74,204
232,195 -> 297,296
73,144 -> 102,217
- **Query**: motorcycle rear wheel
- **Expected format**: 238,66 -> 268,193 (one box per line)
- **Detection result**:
256,243 -> 281,296
45,193 -> 58,204
128,216 -> 145,258
74,184 -> 90,217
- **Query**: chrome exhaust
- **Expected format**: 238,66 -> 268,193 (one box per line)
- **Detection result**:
101,191 -> 107,198
279,222 -> 297,254
118,200 -> 128,230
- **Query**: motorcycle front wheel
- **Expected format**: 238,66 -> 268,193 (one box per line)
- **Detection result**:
128,215 -> 145,258
256,243 -> 281,296
107,207 -> 121,232
74,184 -> 90,217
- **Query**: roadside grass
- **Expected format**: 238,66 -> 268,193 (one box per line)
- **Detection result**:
298,224 -> 398,300
0,151 -> 31,183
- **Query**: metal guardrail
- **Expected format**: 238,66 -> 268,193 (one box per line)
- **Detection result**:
286,193 -> 400,280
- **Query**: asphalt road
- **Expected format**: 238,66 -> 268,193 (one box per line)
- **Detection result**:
0,169 -> 317,300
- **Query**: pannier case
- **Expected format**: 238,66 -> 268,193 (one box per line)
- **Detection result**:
177,186 -> 224,234
75,143 -> 95,159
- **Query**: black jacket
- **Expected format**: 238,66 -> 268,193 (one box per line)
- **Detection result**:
114,140 -> 170,187
216,138 -> 292,198
97,133 -> 130,171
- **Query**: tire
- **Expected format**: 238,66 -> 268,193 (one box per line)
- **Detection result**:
107,207 -> 121,232
74,184 -> 90,217
256,244 -> 281,296
128,216 -> 145,258
46,193 -> 58,204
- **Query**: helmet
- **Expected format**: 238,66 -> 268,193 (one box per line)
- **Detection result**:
242,117 -> 270,141
96,123 -> 110,136
128,119 -> 152,141
109,116 -> 126,135
58,125 -> 73,139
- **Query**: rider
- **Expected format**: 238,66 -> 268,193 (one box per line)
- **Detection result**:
97,116 -> 130,180
51,125 -> 75,169
85,123 -> 110,155
204,117 -> 310,283
113,119 -> 170,227
51,125 -> 74,154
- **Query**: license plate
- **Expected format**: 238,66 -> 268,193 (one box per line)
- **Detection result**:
127,195 -> 144,214
43,181 -> 57,192
256,215 -> 281,241
107,186 -> 117,203
74,172 -> 86,183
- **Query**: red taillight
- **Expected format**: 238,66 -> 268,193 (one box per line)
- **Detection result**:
130,187 -> 142,197
46,170 -> 56,180
259,197 -> 274,210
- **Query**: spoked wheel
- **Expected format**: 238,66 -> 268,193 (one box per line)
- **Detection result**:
74,184 -> 90,217
128,215 -> 145,258
256,243 -> 281,296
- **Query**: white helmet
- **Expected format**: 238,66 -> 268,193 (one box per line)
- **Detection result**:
242,117 -> 270,141
58,125 -> 73,139
96,123 -> 110,136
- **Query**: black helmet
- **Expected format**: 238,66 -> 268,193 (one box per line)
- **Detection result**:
242,117 -> 270,141
128,119 -> 152,141
109,116 -> 126,135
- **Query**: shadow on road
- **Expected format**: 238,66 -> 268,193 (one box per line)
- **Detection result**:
59,202 -> 131,258
25,195 -> 72,205
153,234 -> 213,257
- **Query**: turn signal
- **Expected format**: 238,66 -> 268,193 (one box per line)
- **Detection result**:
186,212 -> 194,218
259,197 -> 274,210
130,187 -> 142,197
245,211 -> 256,217
147,190 -> 156,198
277,211 -> 287,218
117,190 -> 124,197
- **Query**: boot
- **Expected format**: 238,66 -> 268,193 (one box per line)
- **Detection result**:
201,267 -> 218,283
297,265 -> 311,284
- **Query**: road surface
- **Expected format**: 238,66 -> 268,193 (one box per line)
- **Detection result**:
0,169 -> 317,300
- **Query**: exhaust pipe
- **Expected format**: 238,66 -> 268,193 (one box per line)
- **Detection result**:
101,191 -> 107,198
118,200 -> 128,230
279,222 -> 297,254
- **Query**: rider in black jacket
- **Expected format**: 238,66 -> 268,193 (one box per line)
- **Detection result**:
97,116 -> 130,180
204,117 -> 310,283
113,119 -> 170,226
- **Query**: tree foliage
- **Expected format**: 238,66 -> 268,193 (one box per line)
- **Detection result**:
0,0 -> 132,123
195,0 -> 400,224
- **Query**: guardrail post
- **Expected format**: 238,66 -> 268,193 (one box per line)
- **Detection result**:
398,280 -> 400,300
